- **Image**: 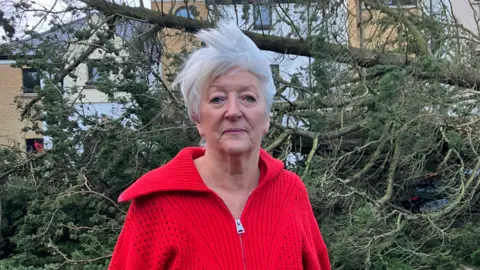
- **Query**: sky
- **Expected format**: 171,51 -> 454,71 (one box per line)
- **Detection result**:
1,0 -> 151,41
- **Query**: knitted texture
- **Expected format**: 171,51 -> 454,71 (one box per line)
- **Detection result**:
109,147 -> 331,270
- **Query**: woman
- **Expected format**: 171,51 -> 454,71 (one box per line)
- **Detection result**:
109,21 -> 330,270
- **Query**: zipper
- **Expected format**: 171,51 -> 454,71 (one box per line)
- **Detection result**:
211,191 -> 252,270
236,219 -> 247,270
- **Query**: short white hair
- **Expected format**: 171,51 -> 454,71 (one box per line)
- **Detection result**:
173,21 -> 276,122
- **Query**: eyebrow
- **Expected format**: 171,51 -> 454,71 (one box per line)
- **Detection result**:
208,84 -> 259,93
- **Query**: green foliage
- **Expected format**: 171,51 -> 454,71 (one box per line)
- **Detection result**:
2,1 -> 480,269
0,12 -> 200,268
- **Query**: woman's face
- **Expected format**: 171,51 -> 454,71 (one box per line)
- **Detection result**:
195,68 -> 270,155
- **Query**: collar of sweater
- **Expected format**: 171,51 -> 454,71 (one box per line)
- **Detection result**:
118,146 -> 285,203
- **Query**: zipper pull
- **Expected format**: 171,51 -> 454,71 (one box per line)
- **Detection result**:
235,219 -> 245,234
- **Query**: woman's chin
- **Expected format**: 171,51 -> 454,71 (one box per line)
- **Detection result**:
219,141 -> 254,155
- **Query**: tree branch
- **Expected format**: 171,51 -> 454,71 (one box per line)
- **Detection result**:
362,0 -> 431,56
273,100 -> 310,111
342,136 -> 387,184
377,139 -> 400,207
429,155 -> 480,218
20,40 -> 103,120
302,136 -> 318,178
273,121 -> 363,140
82,0 -> 480,91
0,152 -> 47,185
265,131 -> 292,153
0,196 -> 2,239
47,238 -> 112,267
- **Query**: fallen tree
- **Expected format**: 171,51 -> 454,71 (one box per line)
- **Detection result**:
1,0 -> 480,269
83,0 -> 480,90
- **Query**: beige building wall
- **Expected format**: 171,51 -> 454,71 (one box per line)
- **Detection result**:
151,0 -> 209,80
0,61 -> 43,151
347,0 -> 418,52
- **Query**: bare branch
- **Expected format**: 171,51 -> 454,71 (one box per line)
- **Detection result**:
342,136 -> 387,184
377,139 -> 400,207
302,136 -> 318,178
0,196 -> 2,239
362,0 -> 431,56
0,152 -> 47,185
265,131 -> 292,153
82,0 -> 480,92
47,238 -> 112,268
273,121 -> 363,140
21,38 -> 105,120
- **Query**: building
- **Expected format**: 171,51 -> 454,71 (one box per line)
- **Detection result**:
451,0 -> 480,61
3,0 -> 471,153
0,15 -> 138,153
0,57 -> 43,152
347,0 -> 419,52
0,0 -> 348,153
150,0 -> 349,94
452,0 -> 480,34
150,1 -> 209,81
346,0 -> 478,58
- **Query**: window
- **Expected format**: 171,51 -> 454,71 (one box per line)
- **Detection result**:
22,68 -> 40,93
206,0 -> 244,4
87,62 -> 101,84
381,0 -> 416,6
272,0 -> 326,3
363,0 -> 416,8
26,138 -> 44,153
254,5 -> 272,30
174,7 -> 195,19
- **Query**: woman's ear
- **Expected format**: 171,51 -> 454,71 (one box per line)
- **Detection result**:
264,115 -> 270,134
192,114 -> 204,136
196,125 -> 205,138
192,113 -> 200,124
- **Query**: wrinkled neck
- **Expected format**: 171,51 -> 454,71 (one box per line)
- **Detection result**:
199,147 -> 260,193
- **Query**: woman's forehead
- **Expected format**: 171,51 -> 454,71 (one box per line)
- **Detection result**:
208,83 -> 259,93
207,71 -> 260,90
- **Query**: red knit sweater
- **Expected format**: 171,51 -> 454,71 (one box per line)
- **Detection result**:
109,147 -> 330,270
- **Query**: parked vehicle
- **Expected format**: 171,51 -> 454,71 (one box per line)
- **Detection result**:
399,172 -> 449,213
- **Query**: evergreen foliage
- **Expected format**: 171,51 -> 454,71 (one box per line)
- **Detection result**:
1,0 -> 480,269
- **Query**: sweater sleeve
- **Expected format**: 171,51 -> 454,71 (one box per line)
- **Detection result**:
108,198 -> 186,270
305,203 -> 331,270
298,182 -> 331,270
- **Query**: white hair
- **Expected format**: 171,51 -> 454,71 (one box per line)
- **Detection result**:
173,21 -> 276,122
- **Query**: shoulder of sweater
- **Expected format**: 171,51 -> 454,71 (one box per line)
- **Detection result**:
279,171 -> 317,217
120,194 -> 191,249
277,169 -> 309,195
127,193 -> 190,230
130,191 -> 177,212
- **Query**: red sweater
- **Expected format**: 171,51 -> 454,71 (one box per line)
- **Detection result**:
109,147 -> 330,270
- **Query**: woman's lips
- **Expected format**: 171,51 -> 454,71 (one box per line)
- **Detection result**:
223,128 -> 246,134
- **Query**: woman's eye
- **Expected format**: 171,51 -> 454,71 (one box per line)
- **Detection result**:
210,97 -> 223,103
244,95 -> 256,103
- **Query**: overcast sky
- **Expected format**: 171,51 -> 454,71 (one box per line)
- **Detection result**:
1,0 -> 151,41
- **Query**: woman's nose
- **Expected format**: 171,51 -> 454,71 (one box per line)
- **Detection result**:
225,98 -> 241,119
